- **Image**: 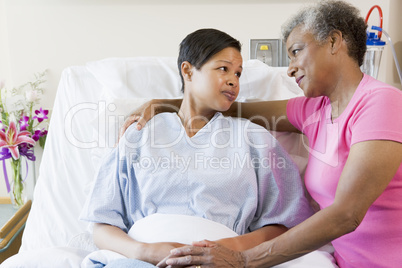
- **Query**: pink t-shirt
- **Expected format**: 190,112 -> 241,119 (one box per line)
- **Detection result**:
287,74 -> 402,268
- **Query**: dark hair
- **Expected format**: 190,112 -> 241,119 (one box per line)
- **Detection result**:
178,28 -> 242,92
281,0 -> 367,66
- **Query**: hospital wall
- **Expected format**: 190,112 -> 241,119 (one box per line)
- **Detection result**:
0,0 -> 401,197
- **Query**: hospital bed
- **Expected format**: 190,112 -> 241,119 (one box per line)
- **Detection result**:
0,58 -> 338,267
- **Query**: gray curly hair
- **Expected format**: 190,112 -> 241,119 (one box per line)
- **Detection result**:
281,0 -> 367,66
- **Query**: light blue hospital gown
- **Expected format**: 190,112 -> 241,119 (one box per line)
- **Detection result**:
81,112 -> 313,236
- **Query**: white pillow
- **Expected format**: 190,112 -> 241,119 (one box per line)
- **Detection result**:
86,57 -> 302,102
86,57 -> 182,100
128,213 -> 237,244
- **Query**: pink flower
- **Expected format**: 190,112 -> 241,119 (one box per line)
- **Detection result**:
0,121 -> 36,160
33,108 -> 49,123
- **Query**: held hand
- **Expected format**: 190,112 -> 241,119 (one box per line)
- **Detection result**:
142,242 -> 186,265
157,240 -> 246,268
156,240 -> 212,268
191,240 -> 216,248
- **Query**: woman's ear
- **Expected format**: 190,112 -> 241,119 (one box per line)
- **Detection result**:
181,61 -> 193,81
329,30 -> 343,55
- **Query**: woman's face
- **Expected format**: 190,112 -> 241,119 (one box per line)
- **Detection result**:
188,47 -> 243,113
286,26 -> 335,98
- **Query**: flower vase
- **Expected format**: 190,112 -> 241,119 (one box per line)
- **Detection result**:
9,158 -> 27,208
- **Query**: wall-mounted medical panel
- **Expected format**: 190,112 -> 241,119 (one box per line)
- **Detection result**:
250,39 -> 289,67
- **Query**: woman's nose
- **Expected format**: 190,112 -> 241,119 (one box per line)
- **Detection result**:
287,62 -> 297,78
227,75 -> 238,87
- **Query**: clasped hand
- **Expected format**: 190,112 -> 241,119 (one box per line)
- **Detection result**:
156,240 -> 245,268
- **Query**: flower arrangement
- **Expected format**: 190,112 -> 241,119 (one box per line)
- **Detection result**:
0,72 -> 49,207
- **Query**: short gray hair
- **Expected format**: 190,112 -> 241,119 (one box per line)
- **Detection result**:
281,0 -> 367,66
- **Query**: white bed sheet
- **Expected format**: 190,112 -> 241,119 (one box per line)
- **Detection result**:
0,58 -> 335,268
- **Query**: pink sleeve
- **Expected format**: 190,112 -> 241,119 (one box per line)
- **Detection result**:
286,96 -> 327,134
350,88 -> 402,145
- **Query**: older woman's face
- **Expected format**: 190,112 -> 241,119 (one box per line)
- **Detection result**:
286,26 -> 335,98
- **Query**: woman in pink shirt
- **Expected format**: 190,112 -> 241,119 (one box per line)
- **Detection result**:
123,1 -> 402,267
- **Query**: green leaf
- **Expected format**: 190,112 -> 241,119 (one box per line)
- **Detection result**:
39,135 -> 47,148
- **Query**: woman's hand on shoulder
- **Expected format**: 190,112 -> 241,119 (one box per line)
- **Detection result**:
119,99 -> 182,137
119,99 -> 159,136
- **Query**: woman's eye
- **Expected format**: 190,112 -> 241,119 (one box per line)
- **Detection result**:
235,72 -> 241,78
219,66 -> 228,71
292,49 -> 300,56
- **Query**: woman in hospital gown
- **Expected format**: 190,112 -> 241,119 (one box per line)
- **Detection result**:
80,28 -> 313,267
